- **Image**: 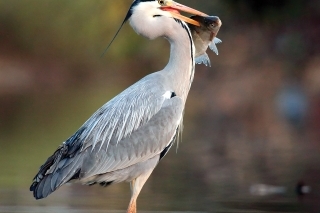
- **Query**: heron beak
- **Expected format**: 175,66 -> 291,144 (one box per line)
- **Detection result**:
160,1 -> 208,27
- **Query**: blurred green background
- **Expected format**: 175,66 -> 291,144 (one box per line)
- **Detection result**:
0,0 -> 320,212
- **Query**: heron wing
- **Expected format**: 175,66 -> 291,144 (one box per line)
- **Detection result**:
30,73 -> 184,198
35,73 -> 184,187
79,73 -> 178,151
79,95 -> 183,179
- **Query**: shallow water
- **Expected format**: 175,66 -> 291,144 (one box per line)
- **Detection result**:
0,89 -> 316,213
0,186 -> 306,213
0,206 -> 205,213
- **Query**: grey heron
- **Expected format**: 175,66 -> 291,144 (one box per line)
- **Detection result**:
30,0 -> 208,212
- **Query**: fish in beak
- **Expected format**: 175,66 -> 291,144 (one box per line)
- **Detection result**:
159,0 -> 208,26
188,15 -> 222,67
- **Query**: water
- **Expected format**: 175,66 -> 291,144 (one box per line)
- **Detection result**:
0,87 -> 316,213
0,186 -> 306,213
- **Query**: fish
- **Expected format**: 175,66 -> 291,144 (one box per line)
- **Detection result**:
188,15 -> 222,67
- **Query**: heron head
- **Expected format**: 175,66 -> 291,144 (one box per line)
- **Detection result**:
125,0 -> 208,26
102,0 -> 208,56
125,0 -> 208,39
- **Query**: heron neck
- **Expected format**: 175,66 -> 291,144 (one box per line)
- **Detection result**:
164,29 -> 194,102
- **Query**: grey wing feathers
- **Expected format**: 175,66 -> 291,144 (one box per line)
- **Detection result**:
30,73 -> 184,199
30,127 -> 86,199
81,79 -> 164,151
81,96 -> 183,178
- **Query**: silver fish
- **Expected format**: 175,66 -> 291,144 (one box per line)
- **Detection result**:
188,15 -> 222,67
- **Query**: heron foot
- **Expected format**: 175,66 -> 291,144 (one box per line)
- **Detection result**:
127,198 -> 137,213
127,170 -> 153,213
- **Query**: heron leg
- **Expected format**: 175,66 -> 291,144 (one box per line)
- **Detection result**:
127,170 -> 153,213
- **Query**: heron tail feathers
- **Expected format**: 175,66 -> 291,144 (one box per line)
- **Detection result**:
30,143 -> 82,199
30,128 -> 86,199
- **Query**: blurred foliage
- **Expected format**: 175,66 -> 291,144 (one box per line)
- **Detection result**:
0,0 -> 134,60
0,1 -> 317,49
0,0 -> 319,66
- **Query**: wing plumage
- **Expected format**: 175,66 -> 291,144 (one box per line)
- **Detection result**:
30,72 -> 184,199
81,96 -> 183,178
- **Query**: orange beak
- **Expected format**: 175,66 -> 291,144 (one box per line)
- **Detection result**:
160,1 -> 208,27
